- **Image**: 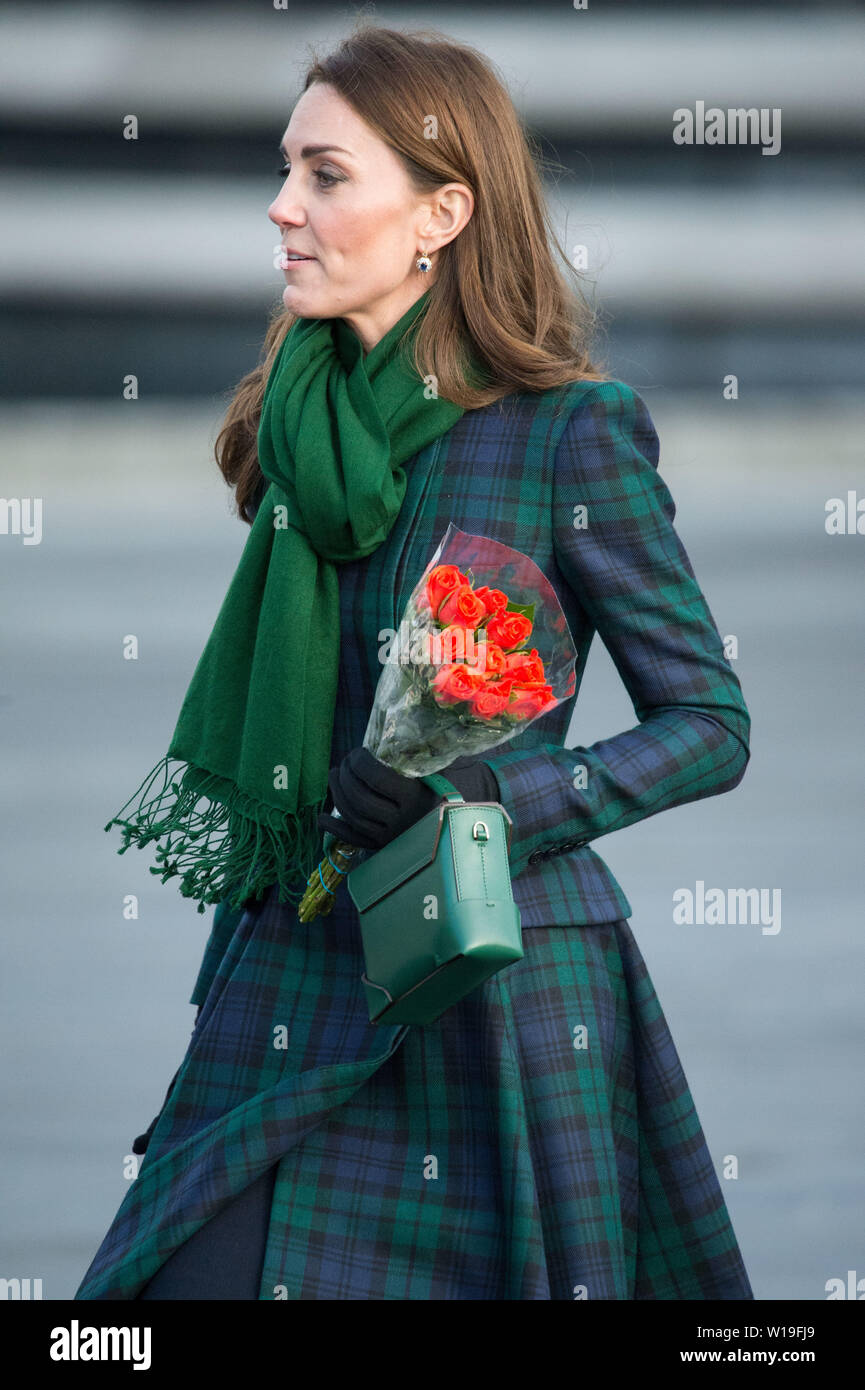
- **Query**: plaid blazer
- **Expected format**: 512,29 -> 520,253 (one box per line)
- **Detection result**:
193,377 -> 749,1001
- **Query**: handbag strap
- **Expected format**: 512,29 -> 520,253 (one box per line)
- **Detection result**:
420,771 -> 465,803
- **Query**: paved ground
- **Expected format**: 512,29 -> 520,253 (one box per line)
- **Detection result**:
1,391 -> 863,1300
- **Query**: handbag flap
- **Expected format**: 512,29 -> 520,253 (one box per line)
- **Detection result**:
347,804 -> 445,913
446,804 -> 514,903
347,799 -> 515,915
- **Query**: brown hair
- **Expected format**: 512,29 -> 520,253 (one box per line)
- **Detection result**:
215,22 -> 610,523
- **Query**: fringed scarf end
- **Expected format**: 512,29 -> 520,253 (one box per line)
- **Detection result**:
105,754 -> 327,915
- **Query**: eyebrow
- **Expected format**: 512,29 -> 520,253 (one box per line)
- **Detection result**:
278,142 -> 354,160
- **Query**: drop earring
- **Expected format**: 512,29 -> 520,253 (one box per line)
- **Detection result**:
415,251 -> 432,273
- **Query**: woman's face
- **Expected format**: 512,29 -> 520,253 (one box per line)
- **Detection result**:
267,83 -> 472,354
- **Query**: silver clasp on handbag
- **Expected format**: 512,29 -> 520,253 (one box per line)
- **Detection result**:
472,820 -> 490,842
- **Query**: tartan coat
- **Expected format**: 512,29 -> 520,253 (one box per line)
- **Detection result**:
75,377 -> 754,1300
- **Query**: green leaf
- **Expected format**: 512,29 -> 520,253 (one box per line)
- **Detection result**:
505,599 -> 535,624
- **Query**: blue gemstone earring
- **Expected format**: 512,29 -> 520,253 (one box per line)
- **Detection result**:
415,252 -> 432,273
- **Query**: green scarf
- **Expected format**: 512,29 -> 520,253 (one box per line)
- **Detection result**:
106,289 -> 466,913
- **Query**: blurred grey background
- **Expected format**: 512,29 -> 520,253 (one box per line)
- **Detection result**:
1,0 -> 863,1301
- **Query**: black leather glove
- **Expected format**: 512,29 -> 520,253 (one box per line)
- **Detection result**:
316,747 -> 501,853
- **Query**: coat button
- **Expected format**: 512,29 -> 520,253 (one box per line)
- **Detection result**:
546,838 -> 587,854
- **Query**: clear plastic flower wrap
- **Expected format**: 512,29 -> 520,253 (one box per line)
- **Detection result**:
298,524 -> 578,920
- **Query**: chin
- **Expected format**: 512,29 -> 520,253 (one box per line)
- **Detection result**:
282,286 -> 326,318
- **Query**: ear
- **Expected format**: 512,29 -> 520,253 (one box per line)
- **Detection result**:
417,182 -> 474,250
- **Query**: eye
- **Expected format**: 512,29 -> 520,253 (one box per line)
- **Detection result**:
276,162 -> 339,189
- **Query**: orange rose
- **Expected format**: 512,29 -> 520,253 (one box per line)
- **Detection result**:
506,684 -> 556,719
427,623 -> 480,666
468,684 -> 512,719
437,584 -> 487,631
430,663 -> 487,705
464,640 -> 506,679
485,611 -> 533,651
426,565 -> 469,619
533,685 -> 556,712
474,585 -> 509,618
503,646 -> 545,684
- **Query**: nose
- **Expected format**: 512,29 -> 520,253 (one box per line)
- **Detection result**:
267,179 -> 308,230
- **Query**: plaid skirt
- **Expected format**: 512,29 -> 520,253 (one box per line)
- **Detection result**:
75,883 -> 754,1301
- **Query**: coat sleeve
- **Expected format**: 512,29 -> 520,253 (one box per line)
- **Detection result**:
481,380 -> 751,878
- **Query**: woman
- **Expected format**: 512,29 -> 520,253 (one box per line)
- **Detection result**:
75,24 -> 753,1301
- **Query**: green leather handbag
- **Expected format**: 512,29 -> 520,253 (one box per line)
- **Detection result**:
346,771 -> 523,1026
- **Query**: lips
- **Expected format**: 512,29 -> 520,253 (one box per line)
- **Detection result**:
281,248 -> 315,264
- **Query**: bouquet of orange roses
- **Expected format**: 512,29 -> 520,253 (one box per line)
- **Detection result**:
298,524 -> 577,920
